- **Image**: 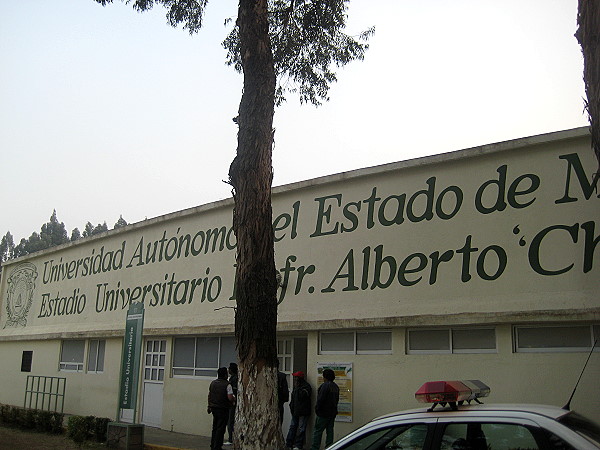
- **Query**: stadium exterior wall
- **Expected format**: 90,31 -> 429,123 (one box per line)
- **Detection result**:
0,127 -> 598,439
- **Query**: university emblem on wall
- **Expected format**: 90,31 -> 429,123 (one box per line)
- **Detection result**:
4,262 -> 38,328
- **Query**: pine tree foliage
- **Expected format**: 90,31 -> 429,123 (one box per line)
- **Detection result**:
0,232 -> 15,263
0,231 -> 15,278
12,211 -> 70,257
114,215 -> 128,229
83,222 -> 95,238
95,0 -> 208,33
95,0 -> 372,106
40,210 -> 69,248
83,221 -> 109,237
576,0 -> 600,167
223,0 -> 374,105
2,213 -> 127,261
95,222 -> 109,234
71,228 -> 82,241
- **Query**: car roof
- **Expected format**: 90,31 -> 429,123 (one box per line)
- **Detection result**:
373,403 -> 571,422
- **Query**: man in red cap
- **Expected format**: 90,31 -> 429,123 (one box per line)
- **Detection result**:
285,371 -> 312,450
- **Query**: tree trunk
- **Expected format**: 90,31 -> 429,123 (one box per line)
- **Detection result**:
228,0 -> 282,448
576,0 -> 600,167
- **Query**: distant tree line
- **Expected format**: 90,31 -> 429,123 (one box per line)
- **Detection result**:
0,210 -> 128,268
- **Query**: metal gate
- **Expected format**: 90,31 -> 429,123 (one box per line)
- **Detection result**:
24,375 -> 66,412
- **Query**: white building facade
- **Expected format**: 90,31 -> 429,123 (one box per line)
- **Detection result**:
1,128 -> 598,440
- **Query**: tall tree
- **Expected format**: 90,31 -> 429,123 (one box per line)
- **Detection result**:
0,232 -> 15,278
114,215 -> 128,229
14,232 -> 42,257
227,1 -> 279,446
94,1 -> 371,447
71,228 -> 82,241
83,222 -> 95,238
576,0 -> 600,167
39,210 -> 69,248
0,232 -> 15,264
82,221 -> 109,237
94,222 -> 109,235
11,211 -> 70,257
2,212 -> 123,259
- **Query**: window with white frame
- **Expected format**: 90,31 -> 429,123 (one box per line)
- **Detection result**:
59,340 -> 85,372
87,339 -> 106,373
407,328 -> 496,354
514,324 -> 599,352
277,339 -> 293,372
452,328 -> 496,352
172,336 -> 236,377
319,331 -> 392,354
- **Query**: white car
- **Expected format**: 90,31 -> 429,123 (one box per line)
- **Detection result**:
327,381 -> 600,449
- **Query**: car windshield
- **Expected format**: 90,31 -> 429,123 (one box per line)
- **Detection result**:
558,412 -> 600,446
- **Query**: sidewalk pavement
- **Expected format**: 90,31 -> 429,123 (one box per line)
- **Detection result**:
144,426 -> 212,450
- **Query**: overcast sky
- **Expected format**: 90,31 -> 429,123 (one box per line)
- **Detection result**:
0,0 -> 588,243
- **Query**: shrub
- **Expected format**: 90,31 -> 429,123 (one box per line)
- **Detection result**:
0,404 -> 24,427
67,415 -> 88,444
0,404 -> 64,435
9,406 -> 20,425
36,410 -> 54,433
66,414 -> 110,444
22,408 -> 36,429
0,404 -> 11,423
93,417 -> 111,442
84,415 -> 95,437
50,412 -> 64,434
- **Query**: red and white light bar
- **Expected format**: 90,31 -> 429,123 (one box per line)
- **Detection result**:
415,380 -> 490,410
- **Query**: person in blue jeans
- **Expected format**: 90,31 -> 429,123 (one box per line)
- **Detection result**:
286,371 -> 312,450
310,369 -> 339,450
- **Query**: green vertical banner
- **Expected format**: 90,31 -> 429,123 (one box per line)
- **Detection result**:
119,301 -> 144,410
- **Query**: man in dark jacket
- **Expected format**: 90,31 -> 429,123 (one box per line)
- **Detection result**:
285,371 -> 312,450
310,368 -> 339,450
207,367 -> 234,450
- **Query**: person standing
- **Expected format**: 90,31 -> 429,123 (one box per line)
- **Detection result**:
225,362 -> 238,445
310,369 -> 339,450
277,360 -> 289,424
207,367 -> 234,450
286,371 -> 312,450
